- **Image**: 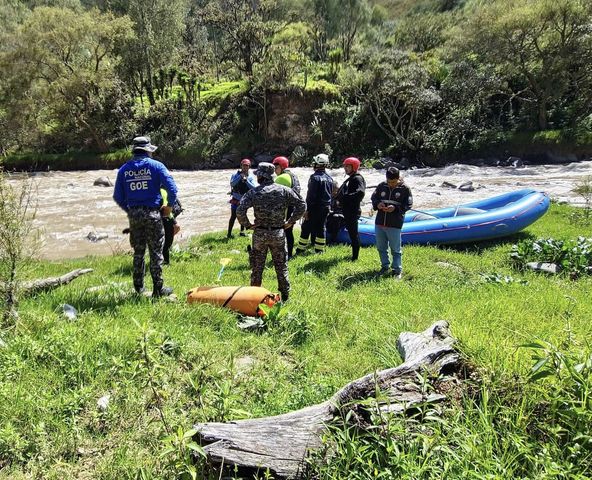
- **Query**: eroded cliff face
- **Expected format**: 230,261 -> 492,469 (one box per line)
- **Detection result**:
263,91 -> 329,148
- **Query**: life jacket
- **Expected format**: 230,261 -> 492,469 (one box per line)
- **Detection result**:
160,188 -> 183,218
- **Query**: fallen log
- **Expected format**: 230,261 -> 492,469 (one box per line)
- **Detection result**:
21,268 -> 93,295
195,320 -> 460,479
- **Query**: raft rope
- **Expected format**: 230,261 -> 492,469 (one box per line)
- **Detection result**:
222,286 -> 244,308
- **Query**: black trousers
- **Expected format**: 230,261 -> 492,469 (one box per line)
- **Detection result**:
228,207 -> 245,237
298,206 -> 330,253
343,214 -> 360,260
163,217 -> 175,264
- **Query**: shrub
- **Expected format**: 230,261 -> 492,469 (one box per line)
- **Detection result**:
510,237 -> 592,278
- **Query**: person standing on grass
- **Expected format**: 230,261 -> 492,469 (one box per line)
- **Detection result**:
295,154 -> 333,254
273,155 -> 301,259
113,136 -> 178,297
370,167 -> 413,278
237,163 -> 305,302
228,158 -> 256,238
160,188 -> 183,265
335,157 -> 366,261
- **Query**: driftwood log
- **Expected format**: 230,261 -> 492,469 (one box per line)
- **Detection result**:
195,321 -> 460,479
21,268 -> 93,295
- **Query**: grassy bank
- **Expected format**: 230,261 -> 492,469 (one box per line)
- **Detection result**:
1,202 -> 591,478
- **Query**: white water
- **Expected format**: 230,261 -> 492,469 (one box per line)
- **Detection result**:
6,161 -> 592,260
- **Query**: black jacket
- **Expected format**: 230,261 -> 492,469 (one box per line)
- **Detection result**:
336,172 -> 366,218
371,181 -> 413,228
306,170 -> 333,209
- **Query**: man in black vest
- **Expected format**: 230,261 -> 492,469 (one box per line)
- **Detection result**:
335,157 -> 366,261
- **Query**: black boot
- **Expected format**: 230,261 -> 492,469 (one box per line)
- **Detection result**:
153,286 -> 173,297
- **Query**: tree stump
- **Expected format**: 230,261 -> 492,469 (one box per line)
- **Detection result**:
194,321 -> 460,479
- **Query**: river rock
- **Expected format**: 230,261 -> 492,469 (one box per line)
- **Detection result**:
458,181 -> 474,192
93,176 -> 112,187
87,232 -> 108,243
507,156 -> 524,168
62,304 -> 78,320
97,394 -> 110,412
441,181 -> 457,189
372,158 -> 387,169
526,262 -> 561,274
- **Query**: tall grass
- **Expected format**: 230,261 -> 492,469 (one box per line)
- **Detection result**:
0,202 -> 591,478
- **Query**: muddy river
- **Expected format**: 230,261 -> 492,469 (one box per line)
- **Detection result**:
5,161 -> 592,260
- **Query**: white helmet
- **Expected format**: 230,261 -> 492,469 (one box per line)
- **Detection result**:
313,153 -> 329,167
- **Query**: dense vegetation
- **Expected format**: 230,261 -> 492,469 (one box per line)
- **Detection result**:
0,202 -> 592,478
1,0 -> 591,168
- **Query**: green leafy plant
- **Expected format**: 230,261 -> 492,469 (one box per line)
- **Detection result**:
258,302 -> 312,346
510,237 -> 592,278
521,339 -> 592,471
571,176 -> 592,225
160,426 -> 206,480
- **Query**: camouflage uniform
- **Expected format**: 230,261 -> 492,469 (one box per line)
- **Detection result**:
237,163 -> 305,301
128,206 -> 165,292
113,136 -> 178,296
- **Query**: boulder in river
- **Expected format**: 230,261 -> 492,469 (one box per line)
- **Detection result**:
93,176 -> 112,187
507,156 -> 524,168
441,181 -> 457,189
87,232 -> 108,243
458,181 -> 475,192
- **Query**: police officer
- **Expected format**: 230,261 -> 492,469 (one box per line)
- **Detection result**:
336,157 -> 366,261
273,156 -> 301,258
228,158 -> 256,238
237,162 -> 305,302
296,153 -> 333,254
113,136 -> 178,297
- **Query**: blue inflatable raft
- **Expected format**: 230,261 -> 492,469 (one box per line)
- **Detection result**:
336,189 -> 550,246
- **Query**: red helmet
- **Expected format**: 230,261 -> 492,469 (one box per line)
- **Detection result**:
343,157 -> 361,172
272,156 -> 289,169
240,158 -> 251,166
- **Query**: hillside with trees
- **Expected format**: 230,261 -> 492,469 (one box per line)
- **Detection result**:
0,0 -> 591,168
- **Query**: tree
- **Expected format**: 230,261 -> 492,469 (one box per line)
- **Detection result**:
199,0 -> 281,77
455,0 -> 592,130
335,0 -> 370,61
308,0 -> 370,61
0,172 -> 38,326
346,49 -> 442,152
123,0 -> 188,105
0,7 -> 134,151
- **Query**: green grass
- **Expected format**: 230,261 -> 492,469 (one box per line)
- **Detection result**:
198,81 -> 248,101
1,202 -> 592,478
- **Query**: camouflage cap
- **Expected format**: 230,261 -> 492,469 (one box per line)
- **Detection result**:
255,162 -> 275,179
132,136 -> 157,153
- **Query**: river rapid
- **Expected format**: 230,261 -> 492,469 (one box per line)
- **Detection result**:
6,161 -> 592,260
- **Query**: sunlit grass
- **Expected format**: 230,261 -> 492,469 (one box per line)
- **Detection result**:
1,202 -> 591,478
